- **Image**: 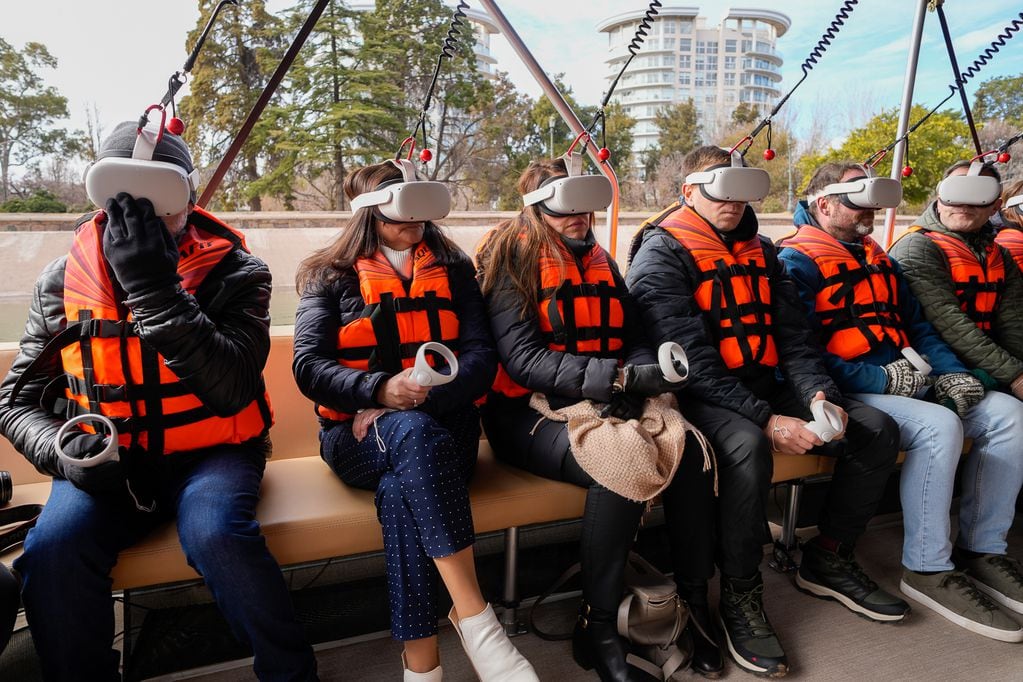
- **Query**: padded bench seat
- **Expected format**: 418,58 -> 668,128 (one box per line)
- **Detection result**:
2,443 -> 587,592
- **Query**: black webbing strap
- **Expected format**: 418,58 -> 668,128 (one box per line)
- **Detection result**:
360,296 -> 457,318
339,339 -> 461,362
423,291 -> 444,343
139,344 -> 165,456
714,260 -> 757,367
368,293 -> 403,373
0,504 -> 44,554
598,280 -> 611,355
77,312 -> 102,416
956,276 -> 1001,326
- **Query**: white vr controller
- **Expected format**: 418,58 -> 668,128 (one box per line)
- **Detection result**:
410,342 -> 458,387
804,400 -> 845,443
658,342 -> 690,383
900,346 -> 932,377
54,414 -> 120,469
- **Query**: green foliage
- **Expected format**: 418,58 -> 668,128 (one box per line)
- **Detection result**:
798,105 -> 973,207
973,74 -> 1023,128
731,102 -> 760,126
0,39 -> 71,202
0,188 -> 67,212
179,0 -> 286,210
644,100 -> 701,178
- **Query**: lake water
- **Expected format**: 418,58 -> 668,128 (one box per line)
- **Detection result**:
0,288 -> 301,343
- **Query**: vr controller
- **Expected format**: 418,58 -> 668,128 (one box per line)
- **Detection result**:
658,342 -> 689,383
351,159 -> 451,223
85,124 -> 200,217
900,346 -> 932,377
410,342 -> 458,387
685,150 -> 770,203
804,400 -> 845,443
54,414 -> 120,470
810,165 -> 903,210
938,161 -> 1001,207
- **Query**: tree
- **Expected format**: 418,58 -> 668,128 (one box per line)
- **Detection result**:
0,39 -> 72,202
798,105 -> 973,208
0,188 -> 67,212
731,102 -> 760,127
973,74 -> 1023,128
642,100 -> 701,179
179,0 -> 286,210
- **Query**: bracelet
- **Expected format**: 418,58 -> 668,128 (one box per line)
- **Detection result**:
769,416 -> 790,452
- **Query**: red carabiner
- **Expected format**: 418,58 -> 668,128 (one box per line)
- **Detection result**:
138,104 -> 167,146
565,131 -> 592,157
395,137 -> 417,161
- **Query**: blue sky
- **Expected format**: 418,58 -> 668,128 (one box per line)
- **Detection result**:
3,1 -> 1022,147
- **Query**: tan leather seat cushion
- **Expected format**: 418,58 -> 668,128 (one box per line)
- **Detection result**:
2,444 -> 586,592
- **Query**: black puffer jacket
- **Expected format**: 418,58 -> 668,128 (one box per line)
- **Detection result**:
0,222 -> 273,477
293,255 -> 496,421
625,217 -> 841,427
483,235 -> 655,404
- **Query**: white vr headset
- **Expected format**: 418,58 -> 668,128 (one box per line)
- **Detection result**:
1006,194 -> 1023,212
937,161 -> 1002,207
809,165 -> 903,210
85,125 -> 200,217
350,159 -> 451,223
684,150 -> 770,203
522,151 -> 613,216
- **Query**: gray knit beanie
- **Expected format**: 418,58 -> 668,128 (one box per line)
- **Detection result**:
98,120 -> 194,172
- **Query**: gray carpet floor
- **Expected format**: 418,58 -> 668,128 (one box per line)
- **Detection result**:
171,517 -> 1023,682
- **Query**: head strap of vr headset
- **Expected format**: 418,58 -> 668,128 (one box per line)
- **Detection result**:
691,149 -> 744,202
807,164 -> 873,204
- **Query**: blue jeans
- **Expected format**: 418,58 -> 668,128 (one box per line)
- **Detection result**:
14,443 -> 317,682
851,392 -> 1023,572
320,408 -> 479,641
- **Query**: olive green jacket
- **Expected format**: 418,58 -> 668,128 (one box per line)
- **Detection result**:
888,202 -> 1023,385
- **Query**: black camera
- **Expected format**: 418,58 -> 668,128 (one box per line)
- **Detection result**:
0,471 -> 11,506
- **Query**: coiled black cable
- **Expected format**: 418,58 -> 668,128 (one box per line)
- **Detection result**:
959,12 -> 1023,84
740,0 -> 859,153
586,1 -> 662,150
408,1 -> 469,154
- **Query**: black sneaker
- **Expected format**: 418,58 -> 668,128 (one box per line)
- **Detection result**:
796,539 -> 909,622
718,574 -> 788,677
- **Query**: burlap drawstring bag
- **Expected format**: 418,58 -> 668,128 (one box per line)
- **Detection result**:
529,392 -> 715,503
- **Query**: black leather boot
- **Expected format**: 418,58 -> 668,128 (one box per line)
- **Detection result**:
571,484 -> 653,682
686,602 -> 724,678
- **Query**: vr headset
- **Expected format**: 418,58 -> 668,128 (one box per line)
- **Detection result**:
1006,193 -> 1023,213
85,124 -> 200,217
809,165 -> 903,210
350,159 -> 451,223
937,161 -> 1001,207
522,151 -> 613,216
684,150 -> 770,203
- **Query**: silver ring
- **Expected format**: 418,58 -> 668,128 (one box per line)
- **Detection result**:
413,399 -> 418,407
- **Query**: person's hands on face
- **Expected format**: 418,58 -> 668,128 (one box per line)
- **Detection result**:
102,192 -> 181,297
374,368 -> 431,410
810,389 -> 848,439
352,407 -> 391,441
764,412 -> 824,455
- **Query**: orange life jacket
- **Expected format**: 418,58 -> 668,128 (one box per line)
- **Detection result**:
648,204 -> 778,370
316,243 -> 460,421
779,225 -> 908,360
910,226 -> 1005,331
491,235 -> 627,398
11,208 -> 274,455
995,227 -> 1023,274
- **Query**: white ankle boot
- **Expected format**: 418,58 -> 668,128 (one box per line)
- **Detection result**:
449,604 -> 539,681
402,652 -> 443,681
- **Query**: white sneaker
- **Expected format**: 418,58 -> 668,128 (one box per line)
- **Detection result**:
449,604 -> 539,681
402,652 -> 443,681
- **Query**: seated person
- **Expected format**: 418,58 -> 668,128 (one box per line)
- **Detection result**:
477,156 -> 712,681
0,121 -> 317,680
995,179 -> 1023,272
292,160 -> 537,682
627,145 -> 907,678
889,159 -> 1023,620
780,161 -> 1023,641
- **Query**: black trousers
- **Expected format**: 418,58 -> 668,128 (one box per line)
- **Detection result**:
481,395 -> 712,612
674,385 -> 899,581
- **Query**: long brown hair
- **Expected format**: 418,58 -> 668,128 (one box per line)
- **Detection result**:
478,158 -> 595,318
1002,179 -> 1023,228
295,161 -> 465,294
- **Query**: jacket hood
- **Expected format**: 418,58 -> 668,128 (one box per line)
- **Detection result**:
792,200 -> 817,228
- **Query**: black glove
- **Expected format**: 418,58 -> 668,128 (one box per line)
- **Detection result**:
599,392 -> 646,421
57,433 -> 126,495
882,358 -> 928,397
934,372 -> 985,416
102,193 -> 181,297
622,363 -> 683,397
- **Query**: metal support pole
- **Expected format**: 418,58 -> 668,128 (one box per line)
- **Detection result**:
476,0 -> 621,256
500,526 -> 524,636
935,3 -> 982,154
882,0 -> 930,248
